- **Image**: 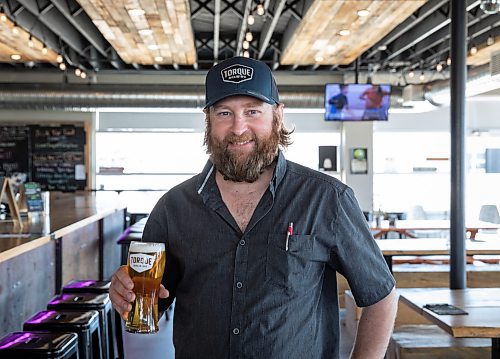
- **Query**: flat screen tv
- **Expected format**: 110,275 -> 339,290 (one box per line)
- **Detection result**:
324,83 -> 391,121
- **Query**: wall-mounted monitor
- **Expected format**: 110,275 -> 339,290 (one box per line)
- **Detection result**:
324,84 -> 391,121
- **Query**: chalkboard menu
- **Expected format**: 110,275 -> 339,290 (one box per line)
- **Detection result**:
0,124 -> 86,191
0,126 -> 29,178
30,125 -> 86,191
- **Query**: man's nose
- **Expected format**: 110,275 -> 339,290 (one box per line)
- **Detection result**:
231,113 -> 248,136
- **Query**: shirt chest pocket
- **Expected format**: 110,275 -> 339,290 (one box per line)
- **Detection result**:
265,234 -> 325,292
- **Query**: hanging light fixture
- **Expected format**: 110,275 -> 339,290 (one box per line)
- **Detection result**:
245,31 -> 253,42
436,63 -> 443,72
28,35 -> 34,48
256,2 -> 264,16
41,45 -> 48,55
408,70 -> 415,78
247,14 -> 255,25
470,45 -> 478,55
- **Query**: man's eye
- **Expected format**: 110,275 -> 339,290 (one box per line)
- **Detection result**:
248,110 -> 259,115
217,111 -> 230,116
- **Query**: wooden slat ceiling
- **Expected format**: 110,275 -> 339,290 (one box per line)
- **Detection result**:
467,35 -> 500,67
281,0 -> 427,66
76,0 -> 197,66
0,16 -> 59,63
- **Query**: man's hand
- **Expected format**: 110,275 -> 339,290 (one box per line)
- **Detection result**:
109,265 -> 169,320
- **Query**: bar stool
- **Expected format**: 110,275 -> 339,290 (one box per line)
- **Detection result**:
47,293 -> 112,359
0,331 -> 79,358
62,280 -> 122,359
62,280 -> 110,294
23,310 -> 102,359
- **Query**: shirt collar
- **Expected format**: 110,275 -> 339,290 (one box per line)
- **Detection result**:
196,149 -> 287,197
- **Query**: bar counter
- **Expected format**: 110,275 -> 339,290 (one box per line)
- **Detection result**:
0,191 -> 127,338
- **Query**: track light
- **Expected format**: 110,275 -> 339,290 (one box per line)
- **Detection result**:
480,0 -> 500,14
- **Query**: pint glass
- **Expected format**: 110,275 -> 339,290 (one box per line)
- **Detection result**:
125,241 -> 166,334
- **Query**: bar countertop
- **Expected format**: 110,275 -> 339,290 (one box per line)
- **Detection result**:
0,191 -> 126,262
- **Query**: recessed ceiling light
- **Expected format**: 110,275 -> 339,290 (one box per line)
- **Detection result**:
315,55 -> 324,62
339,29 -> 350,36
128,8 -> 145,16
0,13 -> 7,22
357,9 -> 370,17
139,29 -> 153,36
148,44 -> 159,50
154,56 -> 163,62
10,54 -> 21,60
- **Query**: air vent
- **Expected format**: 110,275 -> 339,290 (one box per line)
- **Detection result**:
402,84 -> 425,102
490,51 -> 500,77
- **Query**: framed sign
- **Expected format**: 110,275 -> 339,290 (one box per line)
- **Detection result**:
350,148 -> 368,174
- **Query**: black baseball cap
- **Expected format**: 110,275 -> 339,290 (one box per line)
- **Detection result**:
204,57 -> 279,109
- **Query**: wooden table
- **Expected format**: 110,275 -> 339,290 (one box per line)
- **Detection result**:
371,220 -> 499,239
399,288 -> 500,358
376,237 -> 500,272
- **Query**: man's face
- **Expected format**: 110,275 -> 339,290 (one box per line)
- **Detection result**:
205,95 -> 283,182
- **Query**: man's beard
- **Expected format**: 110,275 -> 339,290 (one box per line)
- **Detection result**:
208,123 -> 280,183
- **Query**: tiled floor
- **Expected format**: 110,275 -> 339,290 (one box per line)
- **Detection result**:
122,309 -> 355,359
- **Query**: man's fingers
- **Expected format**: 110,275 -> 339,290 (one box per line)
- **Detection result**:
110,265 -> 135,318
159,284 -> 170,299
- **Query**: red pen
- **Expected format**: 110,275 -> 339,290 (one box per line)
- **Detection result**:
285,222 -> 293,251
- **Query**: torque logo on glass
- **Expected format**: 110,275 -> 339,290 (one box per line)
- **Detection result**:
221,64 -> 253,83
129,253 -> 155,273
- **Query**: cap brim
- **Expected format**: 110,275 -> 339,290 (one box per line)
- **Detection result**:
204,89 -> 276,109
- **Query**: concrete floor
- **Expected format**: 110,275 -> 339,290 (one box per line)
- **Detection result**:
121,308 -> 355,359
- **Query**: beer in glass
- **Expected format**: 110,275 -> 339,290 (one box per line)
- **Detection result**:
125,241 -> 166,334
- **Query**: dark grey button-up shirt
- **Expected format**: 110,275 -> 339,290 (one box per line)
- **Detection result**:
143,151 -> 395,359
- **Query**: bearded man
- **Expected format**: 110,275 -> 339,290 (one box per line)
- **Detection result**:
110,57 -> 397,359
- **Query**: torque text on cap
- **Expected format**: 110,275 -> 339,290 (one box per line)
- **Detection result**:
221,64 -> 253,83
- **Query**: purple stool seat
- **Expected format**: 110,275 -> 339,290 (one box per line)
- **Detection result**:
24,310 -> 102,359
0,331 -> 78,358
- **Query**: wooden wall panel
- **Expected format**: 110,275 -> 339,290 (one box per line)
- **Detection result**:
0,241 -> 56,338
61,221 -> 100,286
101,209 -> 126,280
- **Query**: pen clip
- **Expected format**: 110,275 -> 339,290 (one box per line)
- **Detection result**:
285,222 -> 293,251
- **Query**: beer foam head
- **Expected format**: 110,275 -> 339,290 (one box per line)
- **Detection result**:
204,56 -> 279,109
129,241 -> 164,253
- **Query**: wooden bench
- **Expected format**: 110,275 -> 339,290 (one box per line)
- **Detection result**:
344,289 -> 433,338
393,263 -> 500,288
338,263 -> 500,307
387,324 -> 491,359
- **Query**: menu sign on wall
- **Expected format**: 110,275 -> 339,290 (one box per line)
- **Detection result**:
0,126 -> 29,178
0,124 -> 86,192
30,125 -> 86,191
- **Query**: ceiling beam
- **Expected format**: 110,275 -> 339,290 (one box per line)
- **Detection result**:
14,0 -> 88,57
364,0 -> 449,60
235,0 -> 252,56
383,0 -> 480,65
257,0 -> 286,60
213,0 -> 221,61
50,0 -> 108,57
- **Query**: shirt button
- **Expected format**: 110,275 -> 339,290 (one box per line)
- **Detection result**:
236,282 -> 243,289
233,328 -> 240,335
239,239 -> 246,246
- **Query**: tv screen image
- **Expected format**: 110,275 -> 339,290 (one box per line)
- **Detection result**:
324,84 -> 391,121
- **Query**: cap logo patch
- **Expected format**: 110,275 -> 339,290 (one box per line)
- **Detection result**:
221,64 -> 253,84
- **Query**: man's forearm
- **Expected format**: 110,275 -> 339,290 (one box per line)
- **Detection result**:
350,287 -> 397,359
